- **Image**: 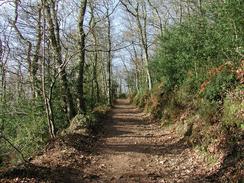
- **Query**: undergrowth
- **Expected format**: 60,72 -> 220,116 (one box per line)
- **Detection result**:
0,104 -> 110,168
131,61 -> 243,168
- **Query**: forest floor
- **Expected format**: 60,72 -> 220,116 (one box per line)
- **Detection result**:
0,99 -> 240,183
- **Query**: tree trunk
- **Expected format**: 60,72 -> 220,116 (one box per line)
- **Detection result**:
107,13 -> 113,106
42,2 -> 55,138
13,0 -> 37,98
0,39 -> 6,130
89,3 -> 100,106
135,3 -> 152,90
44,0 -> 76,120
32,6 -> 42,98
77,0 -> 88,113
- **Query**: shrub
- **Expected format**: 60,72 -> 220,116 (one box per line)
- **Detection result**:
197,99 -> 221,124
133,91 -> 150,108
0,98 -> 49,165
175,72 -> 205,107
202,66 -> 237,102
223,86 -> 244,128
118,93 -> 127,99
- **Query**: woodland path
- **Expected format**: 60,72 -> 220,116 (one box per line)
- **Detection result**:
1,99 -> 215,183
81,99 -> 211,183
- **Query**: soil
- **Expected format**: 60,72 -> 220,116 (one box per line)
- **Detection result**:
0,99 -> 242,182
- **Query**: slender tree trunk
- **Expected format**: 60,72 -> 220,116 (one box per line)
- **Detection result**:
77,0 -> 87,113
94,53 -> 100,103
91,50 -> 100,105
42,3 -> 55,138
147,0 -> 163,34
135,4 -> 152,90
102,57 -> 108,99
44,0 -> 76,120
120,1 -> 152,91
92,28 -> 100,103
0,39 -> 6,130
13,0 -> 36,98
32,6 -> 42,98
133,49 -> 140,92
107,13 -> 113,106
89,3 -> 100,106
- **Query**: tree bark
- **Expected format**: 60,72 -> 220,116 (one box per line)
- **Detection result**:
106,8 -> 113,106
44,0 -> 76,120
42,1 -> 55,138
136,3 -> 152,90
89,3 -> 100,105
32,6 -> 42,98
77,0 -> 88,113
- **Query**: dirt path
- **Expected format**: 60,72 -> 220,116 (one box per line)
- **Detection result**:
82,99 -> 211,183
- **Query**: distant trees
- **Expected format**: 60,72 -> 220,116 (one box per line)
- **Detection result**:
120,0 -> 152,91
119,0 -> 174,92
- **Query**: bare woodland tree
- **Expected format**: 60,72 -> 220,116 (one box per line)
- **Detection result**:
44,0 -> 76,120
104,0 -> 114,106
120,0 -> 152,91
77,0 -> 88,113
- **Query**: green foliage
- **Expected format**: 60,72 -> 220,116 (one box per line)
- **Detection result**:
0,98 -> 49,165
202,68 -> 237,102
223,86 -> 244,128
126,4 -> 244,177
174,73 -> 205,107
197,99 -> 221,124
150,1 -> 243,92
133,91 -> 150,108
52,95 -> 70,131
118,93 -> 127,99
144,0 -> 243,134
